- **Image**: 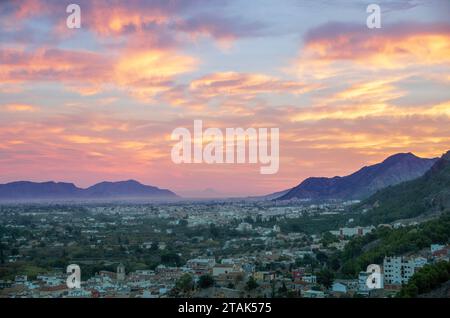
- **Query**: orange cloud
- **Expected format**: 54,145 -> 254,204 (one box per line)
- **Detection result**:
291,99 -> 450,123
294,23 -> 450,79
190,72 -> 315,98
2,103 -> 39,112
114,49 -> 197,100
63,135 -> 111,144
0,47 -> 197,101
306,23 -> 450,65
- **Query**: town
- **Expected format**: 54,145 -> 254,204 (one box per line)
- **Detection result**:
1,200 -> 448,298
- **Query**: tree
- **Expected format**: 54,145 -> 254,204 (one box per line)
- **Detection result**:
198,274 -> 215,289
150,242 -> 159,251
0,243 -> 4,264
278,282 -> 288,297
161,252 -> 182,266
321,232 -> 339,247
209,224 -> 220,239
176,274 -> 194,293
246,276 -> 259,291
398,261 -> 450,297
315,251 -> 328,264
317,268 -> 335,289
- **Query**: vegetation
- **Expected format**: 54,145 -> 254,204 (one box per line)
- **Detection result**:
317,268 -> 335,289
398,261 -> 450,298
355,156 -> 450,225
175,273 -> 194,293
280,213 -> 358,235
246,276 -> 258,291
338,212 -> 450,276
198,274 -> 215,289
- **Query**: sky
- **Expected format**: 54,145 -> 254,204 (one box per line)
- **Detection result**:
0,0 -> 450,197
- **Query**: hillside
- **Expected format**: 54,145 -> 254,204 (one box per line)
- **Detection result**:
338,212 -> 450,276
357,151 -> 450,225
278,153 -> 437,201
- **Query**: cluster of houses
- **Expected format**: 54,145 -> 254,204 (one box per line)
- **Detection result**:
330,244 -> 450,298
1,242 -> 448,298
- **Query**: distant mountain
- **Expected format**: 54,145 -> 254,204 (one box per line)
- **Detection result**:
0,180 -> 178,200
250,188 -> 291,201
357,150 -> 450,225
84,180 -> 177,199
277,153 -> 438,201
0,181 -> 82,199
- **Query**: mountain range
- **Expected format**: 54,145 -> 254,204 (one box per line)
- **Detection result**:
0,152 -> 444,202
0,180 -> 178,201
276,152 -> 438,201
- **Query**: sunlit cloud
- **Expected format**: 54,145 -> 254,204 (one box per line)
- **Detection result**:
0,1 -> 449,195
293,22 -> 450,80
1,103 -> 39,112
190,72 -> 314,98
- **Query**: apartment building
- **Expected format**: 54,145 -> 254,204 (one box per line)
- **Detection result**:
383,256 -> 427,285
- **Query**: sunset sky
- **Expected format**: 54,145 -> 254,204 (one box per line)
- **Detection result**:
1,0 -> 450,197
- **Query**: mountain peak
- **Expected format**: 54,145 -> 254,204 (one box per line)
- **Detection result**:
382,152 -> 418,164
277,152 -> 438,201
442,151 -> 450,161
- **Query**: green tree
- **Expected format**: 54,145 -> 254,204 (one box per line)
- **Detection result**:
246,276 -> 259,291
398,261 -> 450,297
278,282 -> 288,297
0,243 -> 4,264
317,268 -> 335,289
176,274 -> 194,293
161,252 -> 182,266
198,274 -> 215,289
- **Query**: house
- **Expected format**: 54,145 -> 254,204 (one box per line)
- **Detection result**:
236,222 -> 252,232
66,288 -> 92,298
303,289 -> 325,298
186,258 -> 216,274
253,271 -> 275,282
331,282 -> 348,293
212,264 -> 242,277
358,271 -> 371,294
302,274 -> 317,284
330,279 -> 358,297
431,244 -> 445,254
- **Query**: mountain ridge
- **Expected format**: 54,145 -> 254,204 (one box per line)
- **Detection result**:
0,179 -> 178,200
277,152 -> 438,201
356,150 -> 450,224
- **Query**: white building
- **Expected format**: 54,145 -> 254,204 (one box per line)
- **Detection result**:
236,222 -> 253,232
212,264 -> 242,277
358,271 -> 370,293
383,256 -> 427,285
338,226 -> 375,237
186,258 -> 216,271
303,289 -> 325,298
331,282 -> 348,293
431,244 -> 446,254
302,274 -> 317,284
